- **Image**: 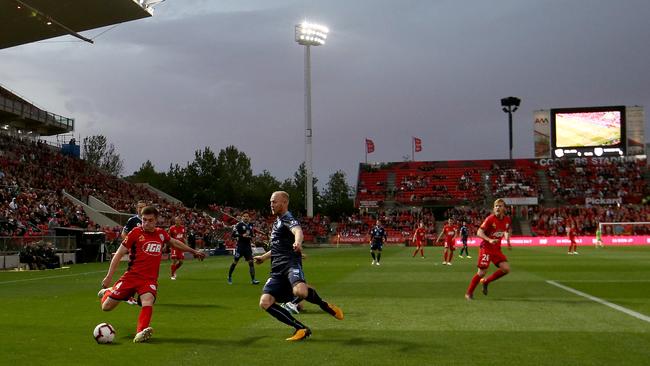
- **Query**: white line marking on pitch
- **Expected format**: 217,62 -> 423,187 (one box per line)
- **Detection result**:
546,280 -> 650,323
551,279 -> 650,283
0,270 -> 105,285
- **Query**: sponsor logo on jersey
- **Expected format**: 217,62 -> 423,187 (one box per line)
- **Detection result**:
143,241 -> 163,256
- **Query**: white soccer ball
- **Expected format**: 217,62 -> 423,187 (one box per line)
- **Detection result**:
93,323 -> 116,344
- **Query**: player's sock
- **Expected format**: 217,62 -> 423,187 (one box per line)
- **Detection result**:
137,306 -> 153,333
466,274 -> 482,295
484,269 -> 507,284
412,249 -> 417,257
228,263 -> 236,278
266,303 -> 307,330
303,288 -> 330,313
248,262 -> 256,281
290,296 -> 302,305
176,261 -> 183,271
377,253 -> 381,262
420,249 -> 425,257
371,252 -> 376,260
443,251 -> 448,262
171,263 -> 177,276
100,289 -> 112,305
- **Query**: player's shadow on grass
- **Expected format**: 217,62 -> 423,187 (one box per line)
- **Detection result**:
492,297 -> 593,304
149,336 -> 265,346
315,337 -> 426,353
157,303 -> 226,309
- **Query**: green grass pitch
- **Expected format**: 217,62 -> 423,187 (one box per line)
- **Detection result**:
1,246 -> 649,365
556,118 -> 619,147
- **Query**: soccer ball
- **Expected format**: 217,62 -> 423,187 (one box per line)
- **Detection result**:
93,323 -> 116,344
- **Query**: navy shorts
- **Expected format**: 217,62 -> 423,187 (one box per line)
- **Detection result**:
370,242 -> 383,251
234,246 -> 253,261
262,266 -> 306,303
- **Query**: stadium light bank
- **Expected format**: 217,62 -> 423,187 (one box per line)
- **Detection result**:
295,21 -> 329,217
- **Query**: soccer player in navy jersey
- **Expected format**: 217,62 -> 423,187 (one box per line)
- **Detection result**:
254,191 -> 343,341
369,220 -> 387,265
121,200 -> 147,239
227,212 -> 259,285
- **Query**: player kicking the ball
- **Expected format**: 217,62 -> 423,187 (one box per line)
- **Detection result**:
465,199 -> 512,300
98,206 -> 206,343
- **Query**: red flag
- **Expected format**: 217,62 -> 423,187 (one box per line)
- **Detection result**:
365,139 -> 375,153
414,137 -> 422,152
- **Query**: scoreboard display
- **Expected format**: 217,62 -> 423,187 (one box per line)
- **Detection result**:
550,106 -> 626,158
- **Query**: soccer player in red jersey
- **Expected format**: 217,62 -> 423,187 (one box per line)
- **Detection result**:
168,216 -> 186,279
465,199 -> 512,300
412,221 -> 426,258
98,206 -> 206,343
567,221 -> 578,255
436,218 -> 458,265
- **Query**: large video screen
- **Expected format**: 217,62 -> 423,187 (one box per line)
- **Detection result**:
553,107 -> 624,148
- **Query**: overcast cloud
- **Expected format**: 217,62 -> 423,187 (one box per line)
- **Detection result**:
2,0 -> 650,188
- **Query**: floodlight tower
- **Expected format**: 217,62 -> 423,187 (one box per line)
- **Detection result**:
295,21 -> 329,217
501,96 -> 521,160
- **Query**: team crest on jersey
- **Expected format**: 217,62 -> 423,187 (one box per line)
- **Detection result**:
138,235 -> 145,242
159,234 -> 165,241
506,223 -> 510,228
149,284 -> 157,291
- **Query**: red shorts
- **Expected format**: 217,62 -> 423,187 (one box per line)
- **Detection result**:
109,274 -> 158,301
414,240 -> 424,247
171,249 -> 185,260
477,247 -> 508,269
444,239 -> 455,249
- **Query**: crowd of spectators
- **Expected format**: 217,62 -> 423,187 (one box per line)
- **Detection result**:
529,205 -> 650,236
336,209 -> 437,240
546,159 -> 646,203
490,164 -> 539,198
0,134 -> 219,243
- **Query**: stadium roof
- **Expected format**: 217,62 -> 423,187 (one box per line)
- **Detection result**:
1,85 -> 74,135
0,0 -> 153,50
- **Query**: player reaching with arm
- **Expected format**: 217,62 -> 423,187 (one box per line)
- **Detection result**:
412,221 -> 426,258
120,200 -> 147,304
465,199 -> 512,300
254,191 -> 343,341
97,206 -> 206,343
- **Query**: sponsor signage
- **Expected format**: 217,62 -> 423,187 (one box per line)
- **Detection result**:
334,235 -> 650,246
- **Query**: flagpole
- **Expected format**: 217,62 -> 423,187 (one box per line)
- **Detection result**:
365,139 -> 368,164
412,137 -> 415,161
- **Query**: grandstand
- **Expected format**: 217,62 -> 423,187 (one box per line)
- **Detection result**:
353,155 -> 648,244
